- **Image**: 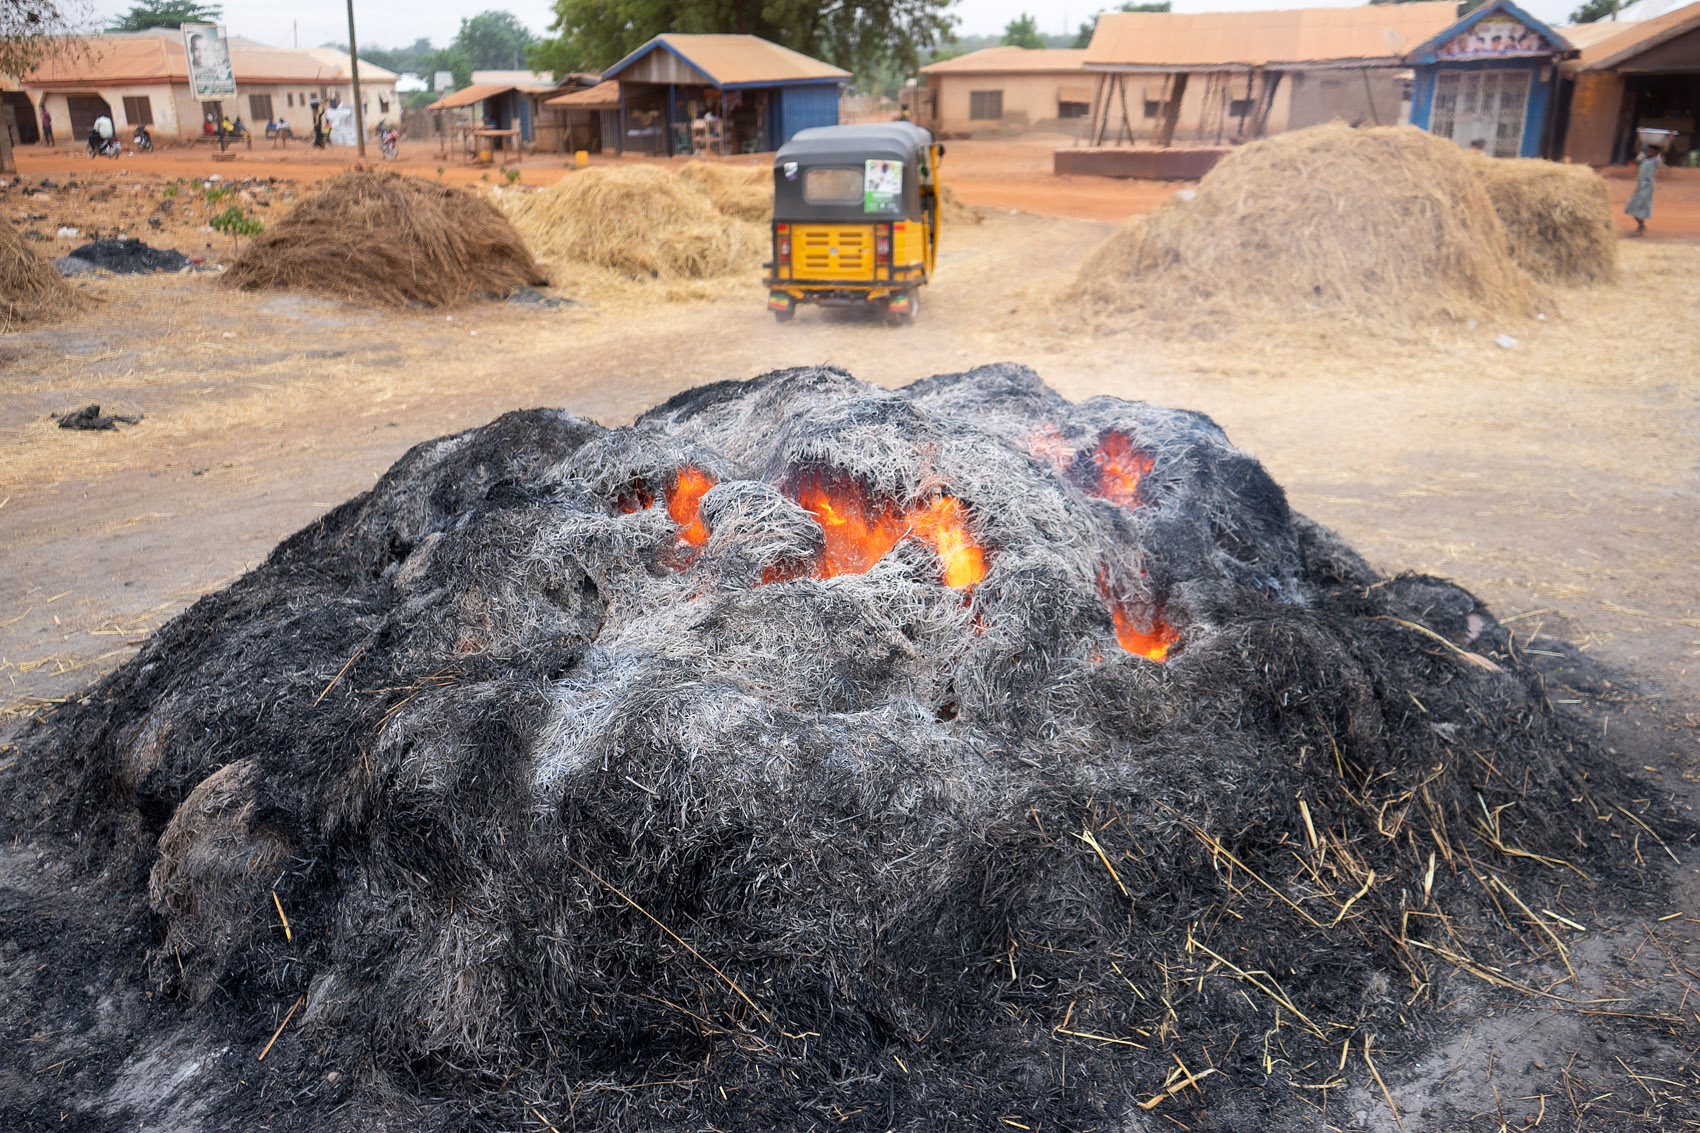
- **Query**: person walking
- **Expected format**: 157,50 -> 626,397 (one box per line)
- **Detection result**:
1626,144 -> 1660,236
40,106 -> 54,146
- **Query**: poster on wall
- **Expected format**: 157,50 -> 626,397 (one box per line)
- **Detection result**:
1437,16 -> 1546,59
182,23 -> 236,100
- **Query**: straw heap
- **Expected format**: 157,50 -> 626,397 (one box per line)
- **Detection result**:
1,216 -> 84,330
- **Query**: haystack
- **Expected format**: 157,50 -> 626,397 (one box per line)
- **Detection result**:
222,171 -> 545,307
1068,123 -> 1546,327
677,161 -> 773,222
3,364 -> 1669,1132
1,215 -> 83,330
1468,152 -> 1617,285
505,165 -> 762,280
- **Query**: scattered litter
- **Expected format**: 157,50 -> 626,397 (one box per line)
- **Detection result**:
505,285 -> 574,309
1173,188 -> 1198,201
1496,334 -> 1519,349
54,404 -> 142,431
52,255 -> 105,277
56,226 -> 79,238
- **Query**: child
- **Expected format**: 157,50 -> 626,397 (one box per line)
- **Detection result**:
1625,144 -> 1660,236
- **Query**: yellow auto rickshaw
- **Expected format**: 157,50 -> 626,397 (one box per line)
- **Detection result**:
765,122 -> 943,325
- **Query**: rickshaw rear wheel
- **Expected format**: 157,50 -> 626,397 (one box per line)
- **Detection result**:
885,290 -> 918,327
772,306 -> 794,324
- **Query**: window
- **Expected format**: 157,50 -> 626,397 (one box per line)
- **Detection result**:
287,92 -> 294,107
249,93 -> 273,121
1143,99 -> 1170,119
1229,98 -> 1253,118
379,95 -> 390,113
803,167 -> 863,203
968,90 -> 1003,120
121,95 -> 153,127
1058,100 -> 1090,119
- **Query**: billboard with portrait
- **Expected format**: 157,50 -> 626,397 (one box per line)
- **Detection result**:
182,23 -> 236,100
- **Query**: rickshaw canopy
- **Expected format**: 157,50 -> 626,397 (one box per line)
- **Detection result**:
772,122 -> 937,222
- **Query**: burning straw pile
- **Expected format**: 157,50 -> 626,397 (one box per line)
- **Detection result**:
1069,123 -> 1549,328
505,165 -> 763,281
223,171 -> 546,307
1469,152 -> 1618,285
3,366 -> 1670,1130
2,215 -> 84,330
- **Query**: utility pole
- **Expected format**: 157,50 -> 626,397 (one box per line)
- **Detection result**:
345,0 -> 367,158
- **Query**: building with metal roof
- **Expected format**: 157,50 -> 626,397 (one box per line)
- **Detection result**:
1556,0 -> 1700,164
15,30 -> 398,142
597,34 -> 850,155
1078,3 -> 1459,147
1403,0 -> 1575,159
913,48 -> 1092,138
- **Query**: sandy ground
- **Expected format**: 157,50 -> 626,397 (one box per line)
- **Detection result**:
3,139 -> 1700,1129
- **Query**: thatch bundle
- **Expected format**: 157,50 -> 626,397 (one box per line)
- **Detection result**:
1068,123 -> 1547,327
677,161 -> 773,221
505,165 -> 763,280
2,215 -> 83,331
1469,152 -> 1618,285
222,172 -> 546,307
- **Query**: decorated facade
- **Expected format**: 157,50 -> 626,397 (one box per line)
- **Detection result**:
1406,0 -> 1574,158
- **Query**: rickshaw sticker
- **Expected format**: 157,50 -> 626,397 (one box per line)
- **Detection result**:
864,159 -> 903,212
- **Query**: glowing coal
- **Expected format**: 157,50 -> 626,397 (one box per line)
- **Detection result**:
3,364 -> 1662,1133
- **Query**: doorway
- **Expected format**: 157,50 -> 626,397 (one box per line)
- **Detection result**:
1430,69 -> 1529,157
65,94 -> 112,140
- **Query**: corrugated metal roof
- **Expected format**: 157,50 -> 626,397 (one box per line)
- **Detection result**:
546,79 -> 620,108
23,34 -> 382,86
920,47 -> 1088,75
1567,0 -> 1700,67
1084,3 -> 1460,69
427,83 -> 519,109
604,34 -> 849,87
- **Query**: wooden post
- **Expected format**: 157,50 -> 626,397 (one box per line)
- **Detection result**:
0,105 -> 16,175
1249,71 -> 1282,137
1155,72 -> 1188,147
345,0 -> 367,159
1082,72 -> 1106,147
1116,74 -> 1135,145
1092,75 -> 1113,146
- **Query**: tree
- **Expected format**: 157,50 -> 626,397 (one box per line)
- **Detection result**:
1569,0 -> 1617,21
2,0 -> 90,80
1001,12 -> 1045,49
1072,2 -> 1169,50
529,0 -> 957,84
107,0 -> 221,32
452,10 -> 538,70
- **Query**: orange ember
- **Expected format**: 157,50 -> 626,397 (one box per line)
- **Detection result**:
790,472 -> 987,589
1082,431 -> 1154,509
1097,567 -> 1179,662
666,466 -> 715,547
1109,603 -> 1179,662
616,483 -> 655,514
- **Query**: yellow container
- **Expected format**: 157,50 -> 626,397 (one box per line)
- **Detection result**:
575,150 -> 589,168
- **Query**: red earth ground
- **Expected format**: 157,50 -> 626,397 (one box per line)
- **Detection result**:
12,130 -> 1700,234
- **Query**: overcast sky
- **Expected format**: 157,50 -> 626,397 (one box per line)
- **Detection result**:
87,0 -> 1597,60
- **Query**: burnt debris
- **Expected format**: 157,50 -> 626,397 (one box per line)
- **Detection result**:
0,365 -> 1674,1131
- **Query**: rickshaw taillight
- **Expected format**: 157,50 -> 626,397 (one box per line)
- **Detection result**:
875,224 -> 892,265
776,223 -> 790,262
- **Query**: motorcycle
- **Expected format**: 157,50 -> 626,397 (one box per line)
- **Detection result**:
131,127 -> 154,153
87,132 -> 121,159
378,124 -> 400,160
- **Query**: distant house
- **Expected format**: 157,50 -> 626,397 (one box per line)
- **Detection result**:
546,80 -> 621,153
1557,1 -> 1700,164
426,77 -> 565,150
914,48 -> 1091,138
598,34 -> 850,155
1080,4 -> 1460,146
18,31 -> 398,141
1404,0 -> 1573,159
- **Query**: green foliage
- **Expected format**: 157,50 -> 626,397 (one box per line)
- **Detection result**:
1569,0 -> 1616,21
407,90 -> 438,110
204,184 -> 233,206
161,184 -> 180,197
1073,2 -> 1169,49
454,10 -> 538,69
2,0 -> 87,78
531,0 -> 956,80
107,0 -> 221,32
499,166 -> 522,185
210,205 -> 262,252
1001,13 -> 1045,49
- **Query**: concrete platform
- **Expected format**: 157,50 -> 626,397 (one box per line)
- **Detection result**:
1054,146 -> 1230,180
